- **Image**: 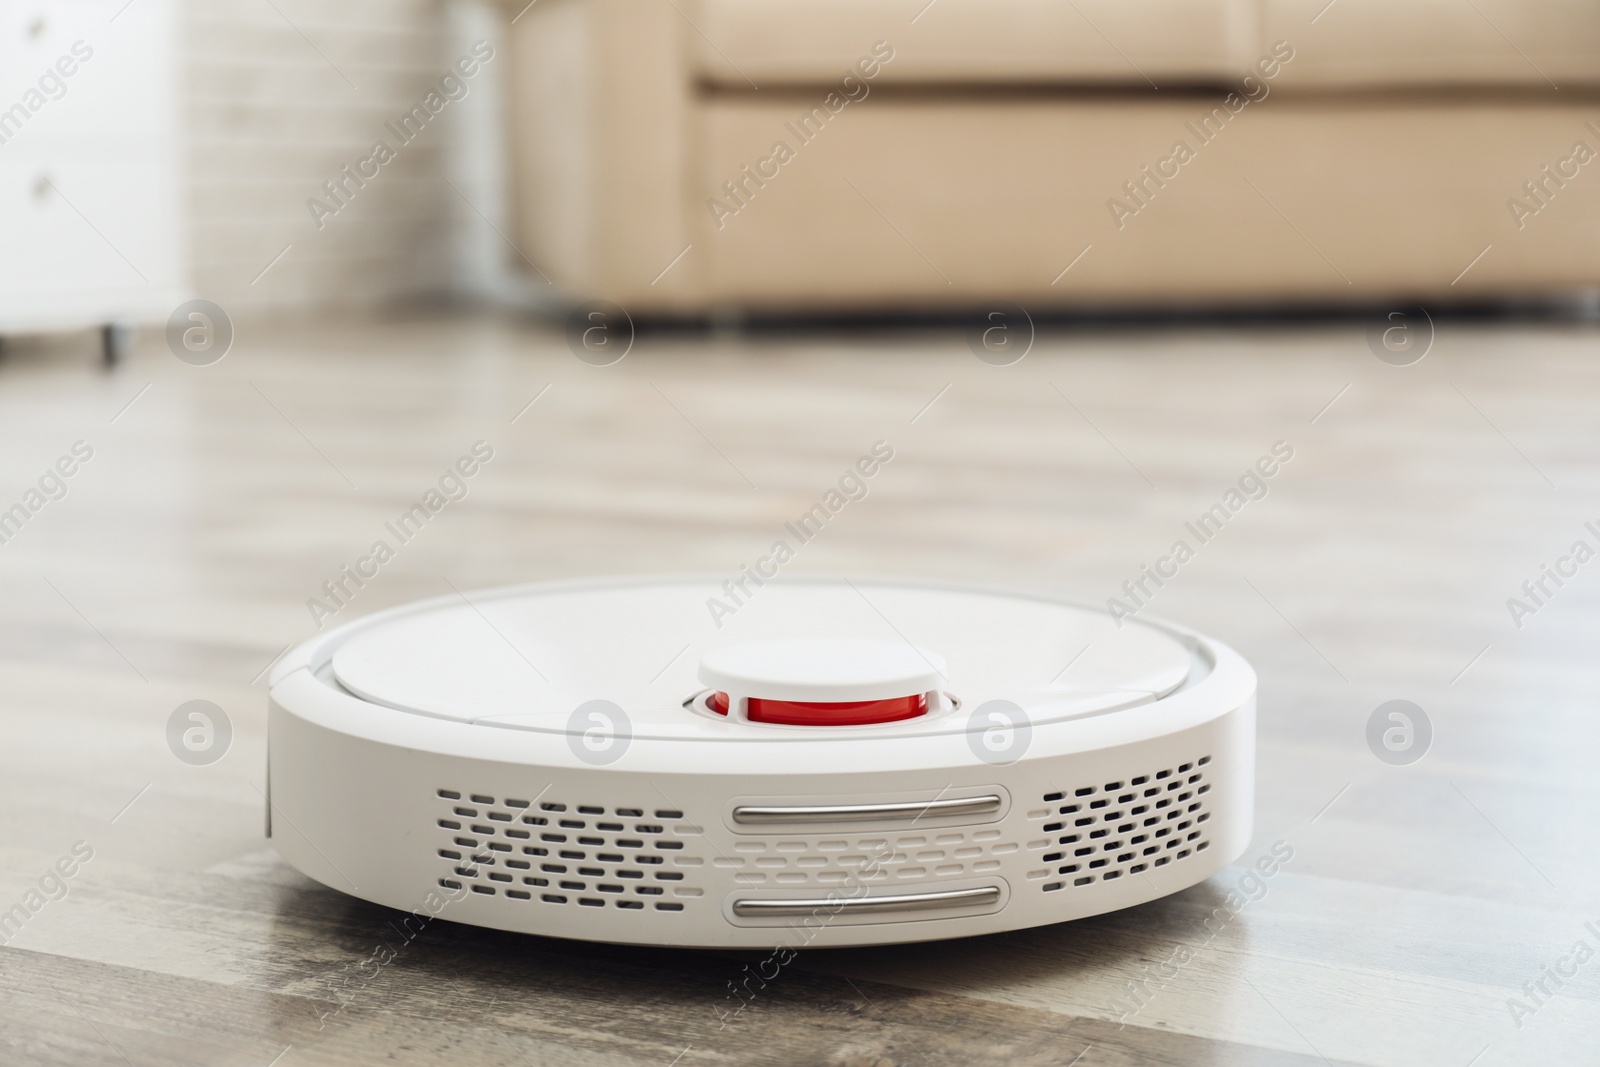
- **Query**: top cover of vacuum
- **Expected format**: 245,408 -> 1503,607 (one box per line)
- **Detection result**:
267,575 -> 1256,948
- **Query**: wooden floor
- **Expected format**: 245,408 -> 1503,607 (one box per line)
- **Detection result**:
2,311 -> 1598,1066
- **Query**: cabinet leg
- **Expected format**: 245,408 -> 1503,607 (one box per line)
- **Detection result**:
102,321 -> 137,367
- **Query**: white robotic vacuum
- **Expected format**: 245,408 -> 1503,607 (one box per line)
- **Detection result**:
267,575 -> 1255,948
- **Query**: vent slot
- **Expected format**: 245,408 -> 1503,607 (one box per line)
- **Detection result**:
433,789 -> 702,911
1039,755 -> 1213,892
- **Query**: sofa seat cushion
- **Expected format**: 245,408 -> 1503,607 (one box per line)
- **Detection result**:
690,0 -> 1258,87
1264,0 -> 1600,89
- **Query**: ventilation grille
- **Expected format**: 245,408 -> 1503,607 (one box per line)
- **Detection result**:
433,790 -> 703,912
717,827 -> 1021,887
1035,755 -> 1213,892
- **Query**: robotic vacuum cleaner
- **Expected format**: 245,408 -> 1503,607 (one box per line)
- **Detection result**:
267,575 -> 1255,948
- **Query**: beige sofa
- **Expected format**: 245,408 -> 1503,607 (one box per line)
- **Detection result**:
503,0 -> 1600,314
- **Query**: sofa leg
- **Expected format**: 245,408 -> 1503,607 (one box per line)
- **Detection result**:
1574,289 -> 1600,321
709,306 -> 746,337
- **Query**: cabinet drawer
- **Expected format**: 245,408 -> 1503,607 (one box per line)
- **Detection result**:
0,143 -> 180,315
0,0 -> 172,146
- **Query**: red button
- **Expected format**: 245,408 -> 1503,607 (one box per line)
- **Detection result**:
709,691 -> 926,726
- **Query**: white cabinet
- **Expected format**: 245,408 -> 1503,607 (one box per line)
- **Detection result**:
0,0 -> 184,361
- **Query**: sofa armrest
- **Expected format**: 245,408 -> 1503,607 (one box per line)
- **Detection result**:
503,0 -> 699,309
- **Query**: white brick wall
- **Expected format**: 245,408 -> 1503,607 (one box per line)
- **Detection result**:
184,0 -> 465,312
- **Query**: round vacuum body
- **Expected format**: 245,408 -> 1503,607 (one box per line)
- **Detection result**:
267,575 -> 1256,948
